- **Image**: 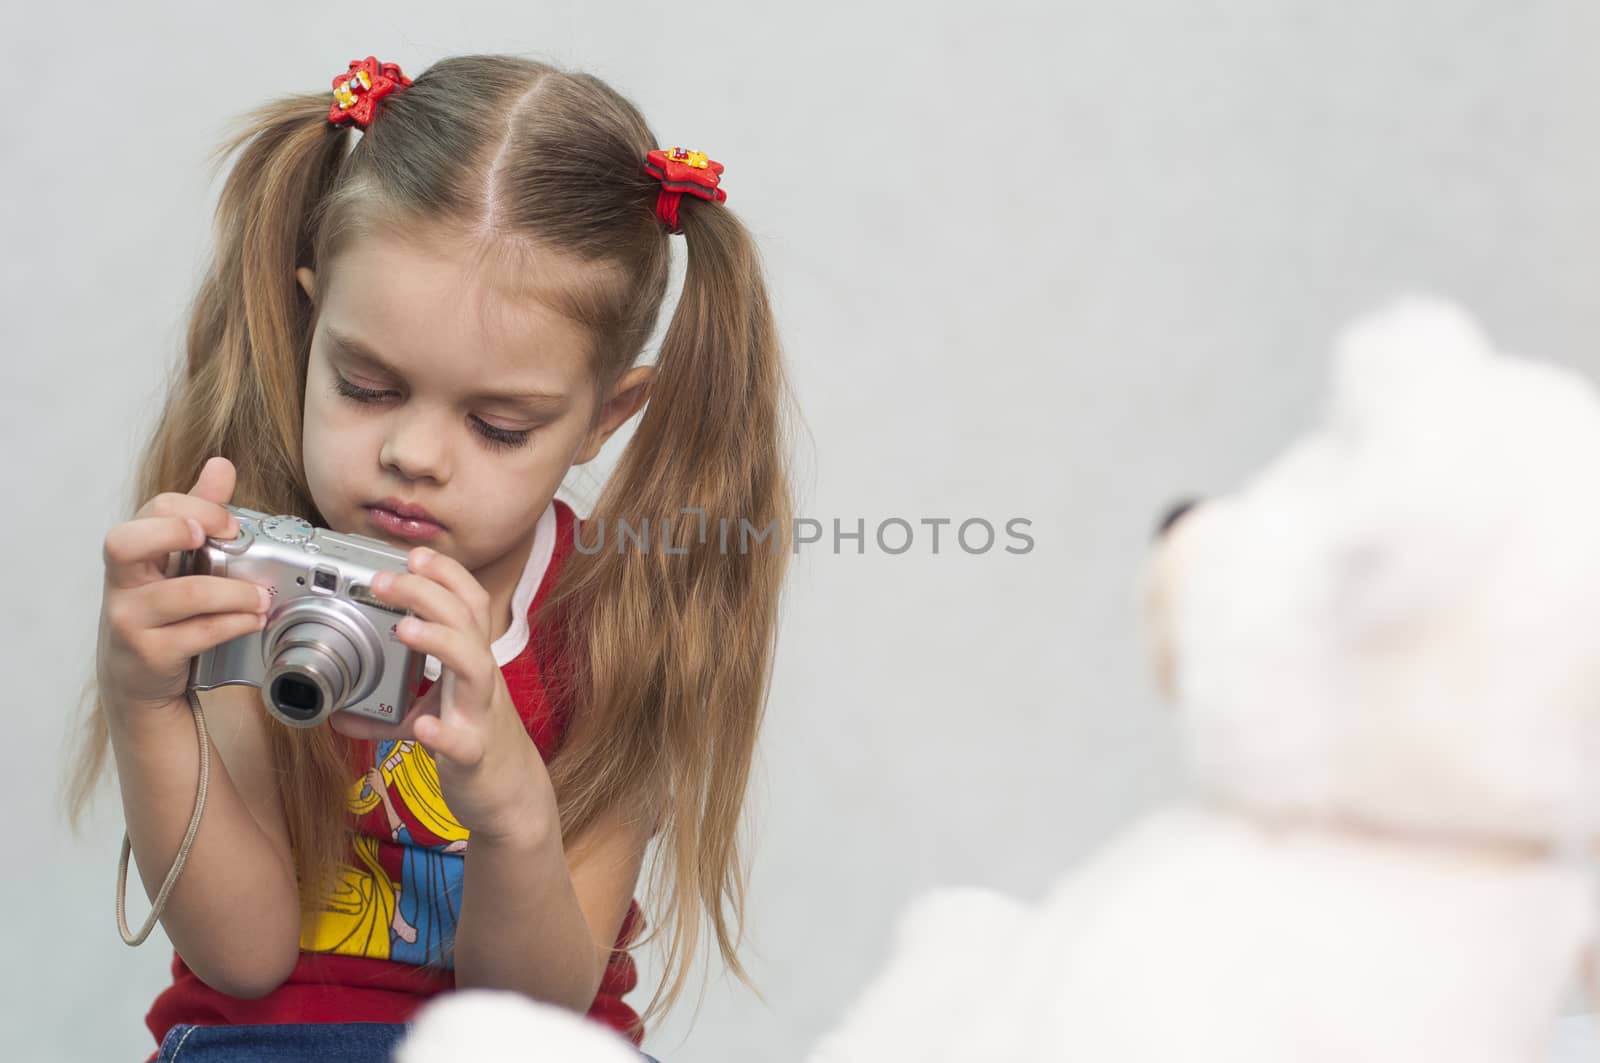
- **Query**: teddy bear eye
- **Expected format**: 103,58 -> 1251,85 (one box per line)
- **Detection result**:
1154,497 -> 1203,541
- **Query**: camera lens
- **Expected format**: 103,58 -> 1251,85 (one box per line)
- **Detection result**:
271,675 -> 323,721
263,621 -> 363,727
259,598 -> 386,729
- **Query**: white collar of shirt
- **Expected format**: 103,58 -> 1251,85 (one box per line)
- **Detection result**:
422,500 -> 557,682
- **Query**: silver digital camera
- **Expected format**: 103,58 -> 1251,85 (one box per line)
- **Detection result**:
181,504 -> 426,729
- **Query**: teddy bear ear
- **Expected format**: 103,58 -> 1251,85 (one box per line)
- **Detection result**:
1326,295 -> 1495,437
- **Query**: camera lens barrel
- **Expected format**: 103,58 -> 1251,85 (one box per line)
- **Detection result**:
260,598 -> 385,728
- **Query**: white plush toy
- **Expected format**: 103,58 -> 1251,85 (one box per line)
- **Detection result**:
393,988 -> 644,1063
808,298 -> 1600,1063
384,300 -> 1600,1063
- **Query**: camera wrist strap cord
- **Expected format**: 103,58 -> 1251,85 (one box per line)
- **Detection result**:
116,687 -> 210,946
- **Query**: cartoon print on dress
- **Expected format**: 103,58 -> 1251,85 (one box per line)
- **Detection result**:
300,739 -> 471,968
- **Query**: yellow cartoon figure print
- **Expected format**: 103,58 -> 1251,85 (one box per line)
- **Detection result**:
300,739 -> 471,967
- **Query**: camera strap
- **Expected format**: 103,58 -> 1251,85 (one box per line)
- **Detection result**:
116,687 -> 211,946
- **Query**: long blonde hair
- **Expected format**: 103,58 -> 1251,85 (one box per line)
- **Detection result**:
63,53 -> 797,1033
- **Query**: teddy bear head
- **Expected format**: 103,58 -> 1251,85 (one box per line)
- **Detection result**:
1141,298 -> 1600,846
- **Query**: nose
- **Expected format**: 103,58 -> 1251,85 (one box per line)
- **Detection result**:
1153,496 -> 1203,541
379,408 -> 450,484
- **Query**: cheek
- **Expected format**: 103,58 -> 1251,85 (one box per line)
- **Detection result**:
307,375 -> 386,444
302,390 -> 378,496
302,393 -> 338,461
533,417 -> 591,470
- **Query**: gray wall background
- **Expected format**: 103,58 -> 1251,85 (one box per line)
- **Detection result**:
5,1 -> 1597,1059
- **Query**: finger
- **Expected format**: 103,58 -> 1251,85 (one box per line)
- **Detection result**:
135,491 -> 240,543
105,516 -> 208,591
393,618 -> 494,713
405,547 -> 493,640
143,609 -> 269,666
414,712 -> 483,768
370,568 -> 478,638
135,574 -> 271,628
189,456 -> 237,506
331,712 -> 418,742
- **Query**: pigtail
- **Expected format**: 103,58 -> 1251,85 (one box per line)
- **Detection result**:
158,94 -> 348,515
541,195 -> 796,1028
65,93 -> 358,915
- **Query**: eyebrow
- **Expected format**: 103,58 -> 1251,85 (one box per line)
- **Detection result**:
324,327 -> 569,411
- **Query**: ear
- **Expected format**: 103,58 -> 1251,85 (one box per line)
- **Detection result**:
295,267 -> 317,303
573,366 -> 654,466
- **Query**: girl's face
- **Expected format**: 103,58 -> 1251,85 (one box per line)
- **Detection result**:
295,229 -> 630,616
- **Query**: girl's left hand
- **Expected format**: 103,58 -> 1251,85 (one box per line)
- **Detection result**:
333,546 -> 559,846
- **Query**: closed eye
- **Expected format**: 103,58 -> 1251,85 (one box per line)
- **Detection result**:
331,375 -> 393,404
330,374 -> 534,451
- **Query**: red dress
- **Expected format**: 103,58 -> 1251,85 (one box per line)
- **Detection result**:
144,498 -> 646,1057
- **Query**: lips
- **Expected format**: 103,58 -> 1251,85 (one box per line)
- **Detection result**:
366,497 -> 447,543
372,497 -> 445,527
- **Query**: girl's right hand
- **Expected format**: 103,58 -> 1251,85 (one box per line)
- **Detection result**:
97,456 -> 271,720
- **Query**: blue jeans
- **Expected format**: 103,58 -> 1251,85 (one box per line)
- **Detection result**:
153,1021 -> 663,1061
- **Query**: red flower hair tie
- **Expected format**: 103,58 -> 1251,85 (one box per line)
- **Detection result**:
644,147 -> 727,234
328,57 -> 412,129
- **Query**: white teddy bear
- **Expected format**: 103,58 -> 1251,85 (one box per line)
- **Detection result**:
390,299 -> 1600,1063
393,988 -> 645,1062
807,298 -> 1600,1063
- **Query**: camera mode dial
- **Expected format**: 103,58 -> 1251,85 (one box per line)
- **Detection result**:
261,515 -> 315,546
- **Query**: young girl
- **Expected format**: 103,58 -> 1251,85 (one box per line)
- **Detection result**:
63,52 -> 795,1062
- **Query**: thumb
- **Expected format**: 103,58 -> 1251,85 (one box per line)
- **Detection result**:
189,456 -> 237,505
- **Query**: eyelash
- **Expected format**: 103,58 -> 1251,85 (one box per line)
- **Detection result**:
330,375 -> 534,451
